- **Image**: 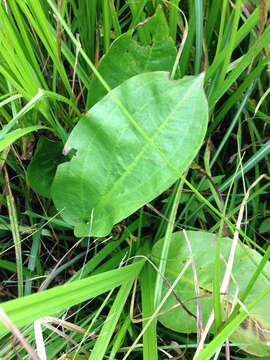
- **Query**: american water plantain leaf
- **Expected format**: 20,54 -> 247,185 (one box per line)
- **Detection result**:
87,31 -> 180,108
151,230 -> 270,356
51,72 -> 208,237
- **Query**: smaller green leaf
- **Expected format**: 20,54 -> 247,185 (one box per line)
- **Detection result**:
87,33 -> 180,108
27,136 -> 66,197
0,125 -> 48,152
143,5 -> 170,40
152,231 -> 270,356
259,218 -> 270,234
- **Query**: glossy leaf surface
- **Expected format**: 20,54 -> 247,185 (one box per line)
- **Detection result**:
152,230 -> 270,356
52,72 -> 208,237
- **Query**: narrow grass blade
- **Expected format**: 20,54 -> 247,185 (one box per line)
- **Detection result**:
0,90 -> 44,140
169,0 -> 179,44
4,168 -> 23,298
89,281 -> 134,360
194,0 -> 203,74
154,179 -> 184,307
140,261 -> 158,359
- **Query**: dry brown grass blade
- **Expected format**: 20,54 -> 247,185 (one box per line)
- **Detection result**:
71,33 -> 81,97
0,306 -> 40,360
41,321 -> 89,356
42,316 -> 86,334
259,0 -> 268,35
248,0 -> 268,72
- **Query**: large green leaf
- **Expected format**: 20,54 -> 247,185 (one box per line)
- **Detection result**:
87,32 -> 180,108
52,72 -> 208,237
151,231 -> 270,356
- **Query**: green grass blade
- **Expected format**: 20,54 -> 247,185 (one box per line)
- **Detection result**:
0,260 -> 145,337
140,261 -> 158,360
205,6 -> 260,82
24,227 -> 42,296
194,0 -> 203,74
102,0 -> 111,53
210,81 -> 255,167
214,0 -> 228,57
209,26 -> 270,109
0,90 -> 43,140
108,315 -> 131,360
154,179 -> 183,307
89,281 -> 134,360
169,0 -> 179,44
5,177 -> 23,298
219,141 -> 270,192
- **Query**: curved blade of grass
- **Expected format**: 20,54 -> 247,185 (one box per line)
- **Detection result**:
42,90 -> 81,118
108,1 -> 121,38
102,0 -> 111,53
0,89 -> 43,140
179,3 -> 196,75
0,125 -> 49,152
214,0 -> 228,56
141,262 -> 158,360
108,315 -> 131,360
0,260 -> 35,278
0,93 -> 22,108
128,0 -> 149,44
210,81 -> 256,167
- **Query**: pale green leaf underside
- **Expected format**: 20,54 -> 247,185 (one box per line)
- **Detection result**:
152,231 -> 270,356
52,72 -> 208,237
